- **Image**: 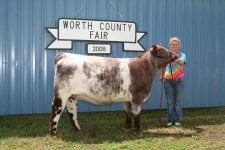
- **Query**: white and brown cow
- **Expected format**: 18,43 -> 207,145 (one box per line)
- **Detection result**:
49,44 -> 177,135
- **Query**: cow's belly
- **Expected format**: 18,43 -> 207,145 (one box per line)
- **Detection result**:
77,91 -> 132,105
72,79 -> 132,104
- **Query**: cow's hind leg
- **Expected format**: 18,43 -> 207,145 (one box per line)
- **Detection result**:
66,98 -> 80,131
49,95 -> 67,136
124,102 -> 132,129
132,103 -> 142,131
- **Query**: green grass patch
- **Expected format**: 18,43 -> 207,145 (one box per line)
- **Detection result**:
0,107 -> 225,149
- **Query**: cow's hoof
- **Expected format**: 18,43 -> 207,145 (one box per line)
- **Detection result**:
125,125 -> 132,129
74,127 -> 80,132
49,130 -> 57,137
134,128 -> 142,132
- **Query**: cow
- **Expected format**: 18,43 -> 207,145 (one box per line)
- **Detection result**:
49,44 -> 178,135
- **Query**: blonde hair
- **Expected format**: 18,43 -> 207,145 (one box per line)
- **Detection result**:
169,37 -> 181,48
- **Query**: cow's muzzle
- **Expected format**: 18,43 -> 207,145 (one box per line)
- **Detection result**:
170,52 -> 178,61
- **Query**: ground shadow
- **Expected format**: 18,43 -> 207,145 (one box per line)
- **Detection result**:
0,108 -> 225,144
58,108 -> 225,143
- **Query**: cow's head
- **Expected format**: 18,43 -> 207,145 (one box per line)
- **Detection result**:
150,44 -> 178,68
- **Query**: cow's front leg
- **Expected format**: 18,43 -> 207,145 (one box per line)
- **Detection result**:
66,98 -> 80,131
124,102 -> 132,129
132,103 -> 142,131
49,96 -> 66,136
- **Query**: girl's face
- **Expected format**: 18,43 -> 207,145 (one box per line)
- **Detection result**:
170,41 -> 179,51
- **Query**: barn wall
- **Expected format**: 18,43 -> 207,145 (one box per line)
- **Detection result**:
0,0 -> 225,115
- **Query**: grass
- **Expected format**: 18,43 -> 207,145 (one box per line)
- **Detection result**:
0,107 -> 225,150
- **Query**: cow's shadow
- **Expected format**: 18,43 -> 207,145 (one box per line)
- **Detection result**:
0,108 -> 224,144
57,109 -> 222,144
59,122 -> 202,144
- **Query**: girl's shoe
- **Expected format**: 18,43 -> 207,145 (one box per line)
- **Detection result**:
175,122 -> 181,126
166,122 -> 173,126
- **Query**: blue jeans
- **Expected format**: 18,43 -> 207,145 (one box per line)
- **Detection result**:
164,79 -> 184,123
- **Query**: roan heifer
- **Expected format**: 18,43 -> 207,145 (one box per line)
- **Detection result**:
49,44 -> 178,135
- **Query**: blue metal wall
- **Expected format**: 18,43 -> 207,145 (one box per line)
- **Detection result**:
0,0 -> 225,115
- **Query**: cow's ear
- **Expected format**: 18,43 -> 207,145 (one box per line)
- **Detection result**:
151,44 -> 157,55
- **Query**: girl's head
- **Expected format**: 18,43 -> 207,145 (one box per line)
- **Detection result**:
169,37 -> 181,51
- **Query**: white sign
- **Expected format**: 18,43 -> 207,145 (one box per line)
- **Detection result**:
87,43 -> 111,54
47,18 -> 146,51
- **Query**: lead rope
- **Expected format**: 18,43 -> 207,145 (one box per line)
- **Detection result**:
159,68 -> 165,121
159,69 -> 164,110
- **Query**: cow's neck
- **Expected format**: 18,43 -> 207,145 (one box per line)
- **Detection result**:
128,53 -> 158,101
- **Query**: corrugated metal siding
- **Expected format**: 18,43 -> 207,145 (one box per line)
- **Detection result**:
0,0 -> 225,115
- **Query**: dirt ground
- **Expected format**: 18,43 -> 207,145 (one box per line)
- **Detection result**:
198,123 -> 225,142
